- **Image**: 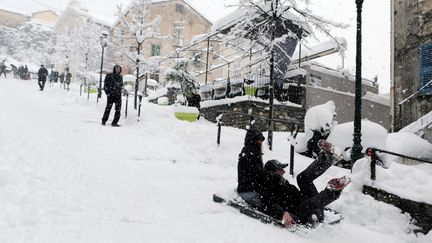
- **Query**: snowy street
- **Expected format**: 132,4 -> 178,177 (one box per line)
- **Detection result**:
0,78 -> 430,242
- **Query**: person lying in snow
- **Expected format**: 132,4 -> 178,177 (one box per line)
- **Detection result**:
260,140 -> 351,227
237,128 -> 266,209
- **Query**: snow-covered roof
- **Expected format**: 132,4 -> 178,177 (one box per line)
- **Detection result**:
291,37 -> 347,61
0,4 -> 31,16
302,61 -> 376,87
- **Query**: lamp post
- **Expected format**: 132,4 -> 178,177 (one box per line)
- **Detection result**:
351,0 -> 364,168
97,31 -> 109,103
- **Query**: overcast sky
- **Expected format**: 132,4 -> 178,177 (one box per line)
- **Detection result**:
0,0 -> 390,93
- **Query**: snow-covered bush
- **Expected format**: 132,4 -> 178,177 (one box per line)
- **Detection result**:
165,58 -> 200,101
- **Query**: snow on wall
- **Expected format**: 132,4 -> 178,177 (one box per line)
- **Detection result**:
200,95 -> 302,109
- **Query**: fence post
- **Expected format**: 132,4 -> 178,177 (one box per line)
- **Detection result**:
289,125 -> 298,178
216,114 -> 223,146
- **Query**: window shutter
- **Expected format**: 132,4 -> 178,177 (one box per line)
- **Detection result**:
419,44 -> 432,96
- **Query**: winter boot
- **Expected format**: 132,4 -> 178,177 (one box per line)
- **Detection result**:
326,176 -> 352,191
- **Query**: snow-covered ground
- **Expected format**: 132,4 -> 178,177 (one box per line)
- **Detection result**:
0,77 -> 431,243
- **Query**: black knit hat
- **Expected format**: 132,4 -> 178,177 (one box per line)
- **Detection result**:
264,160 -> 288,172
244,128 -> 265,145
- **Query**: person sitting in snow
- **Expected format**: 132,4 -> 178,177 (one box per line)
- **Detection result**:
237,128 -> 266,208
260,140 -> 351,227
101,64 -> 124,127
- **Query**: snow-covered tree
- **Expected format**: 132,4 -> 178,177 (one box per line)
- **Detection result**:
165,58 -> 200,103
222,0 -> 345,149
114,0 -> 162,109
71,21 -> 104,85
0,22 -> 55,66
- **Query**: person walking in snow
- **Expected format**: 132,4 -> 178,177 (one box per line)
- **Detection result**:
237,128 -> 267,208
0,60 -> 6,78
37,65 -> 48,91
259,140 -> 351,227
101,64 -> 124,127
59,71 -> 65,85
65,70 -> 72,91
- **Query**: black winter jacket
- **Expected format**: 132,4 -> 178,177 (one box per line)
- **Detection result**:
38,67 -> 48,80
103,65 -> 123,98
237,129 -> 266,193
260,173 -> 303,220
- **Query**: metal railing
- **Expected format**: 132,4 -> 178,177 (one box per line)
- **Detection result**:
366,147 -> 432,181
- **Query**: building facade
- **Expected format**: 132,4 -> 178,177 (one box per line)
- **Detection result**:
112,0 -> 212,79
392,0 -> 432,132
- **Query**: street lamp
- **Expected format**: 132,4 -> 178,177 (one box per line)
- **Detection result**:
351,0 -> 364,168
97,31 -> 109,103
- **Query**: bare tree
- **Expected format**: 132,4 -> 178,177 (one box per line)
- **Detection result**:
114,0 -> 162,109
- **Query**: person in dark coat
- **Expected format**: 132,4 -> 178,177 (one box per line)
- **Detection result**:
65,71 -> 72,90
53,71 -> 59,83
38,65 -> 48,91
59,72 -> 65,84
260,140 -> 351,227
237,128 -> 266,208
0,60 -> 6,78
101,64 -> 124,127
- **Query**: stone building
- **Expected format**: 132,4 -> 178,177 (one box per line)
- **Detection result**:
112,0 -> 212,79
0,6 -> 30,27
0,6 -> 57,27
31,10 -> 58,25
392,0 -> 432,133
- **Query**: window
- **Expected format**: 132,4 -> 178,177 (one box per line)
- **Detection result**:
151,44 -> 161,56
419,43 -> 432,95
175,4 -> 185,14
174,26 -> 184,47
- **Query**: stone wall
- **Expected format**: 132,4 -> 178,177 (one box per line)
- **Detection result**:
305,86 -> 390,129
200,100 -> 305,132
393,0 -> 432,131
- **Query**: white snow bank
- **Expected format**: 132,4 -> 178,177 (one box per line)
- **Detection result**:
173,105 -> 199,114
386,132 -> 432,160
327,120 -> 388,152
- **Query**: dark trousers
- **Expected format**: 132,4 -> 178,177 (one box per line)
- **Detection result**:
0,69 -> 6,78
102,95 -> 122,125
38,78 -> 46,90
295,153 -> 341,221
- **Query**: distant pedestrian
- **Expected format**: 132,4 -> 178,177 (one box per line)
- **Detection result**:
65,71 -> 72,91
24,65 -> 29,79
0,60 -> 6,78
37,65 -> 48,91
59,72 -> 65,84
101,64 -> 124,127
